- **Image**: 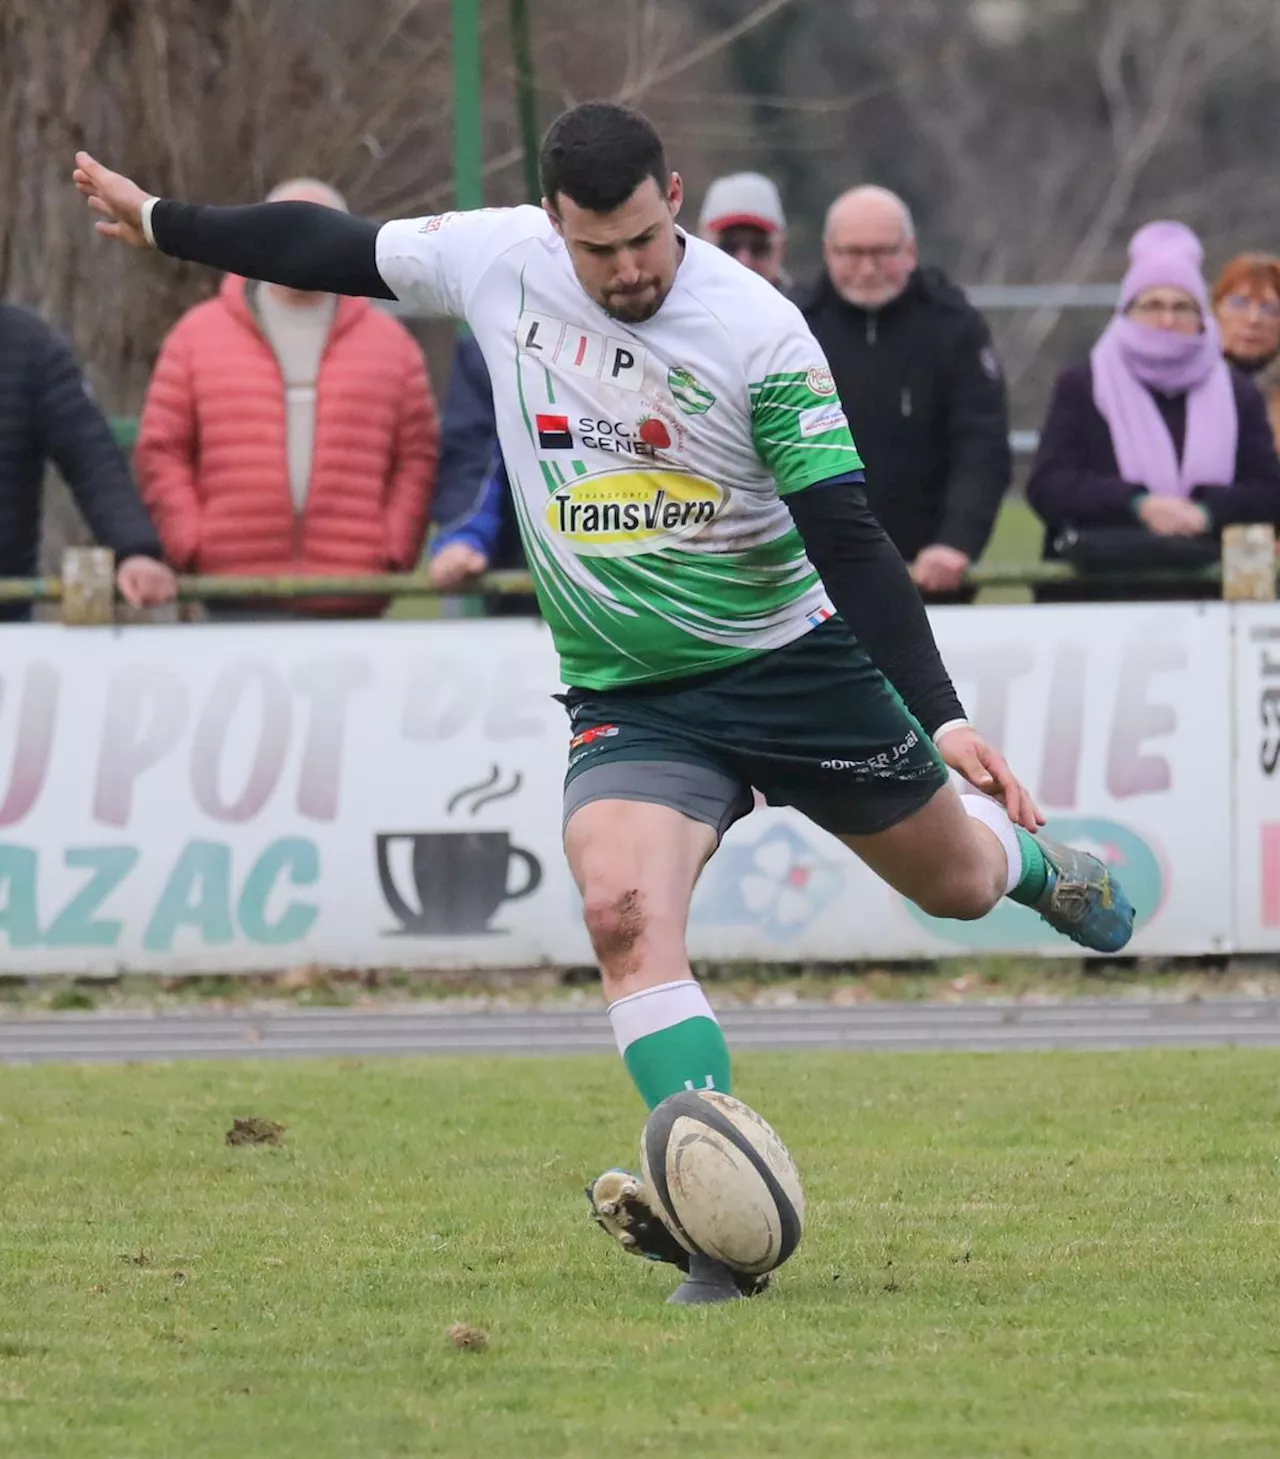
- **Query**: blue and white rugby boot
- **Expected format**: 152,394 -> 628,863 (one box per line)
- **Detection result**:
1032,835 -> 1136,953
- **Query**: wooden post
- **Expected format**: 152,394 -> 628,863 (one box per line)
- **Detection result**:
1221,524 -> 1276,602
61,547 -> 115,625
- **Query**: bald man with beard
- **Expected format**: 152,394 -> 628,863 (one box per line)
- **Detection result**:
795,186 -> 1011,604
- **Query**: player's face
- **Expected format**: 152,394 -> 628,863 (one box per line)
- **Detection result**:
547,175 -> 684,324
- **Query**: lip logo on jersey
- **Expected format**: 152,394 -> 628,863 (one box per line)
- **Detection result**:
536,414 -> 574,450
517,310 -> 646,392
667,365 -> 716,415
545,471 -> 725,558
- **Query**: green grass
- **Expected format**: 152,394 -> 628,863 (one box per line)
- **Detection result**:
3,1050 -> 1280,1457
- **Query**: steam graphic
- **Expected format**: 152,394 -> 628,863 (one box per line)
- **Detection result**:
446,764 -> 523,817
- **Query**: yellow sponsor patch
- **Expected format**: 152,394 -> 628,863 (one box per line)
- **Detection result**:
545,471 -> 724,558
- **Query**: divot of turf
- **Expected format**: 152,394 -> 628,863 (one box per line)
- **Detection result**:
224,1116 -> 286,1147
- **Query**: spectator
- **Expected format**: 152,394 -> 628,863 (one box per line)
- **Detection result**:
698,173 -> 789,290
1213,252 -> 1280,450
1027,222 -> 1280,603
425,334 -> 535,616
796,185 -> 1010,604
136,178 -> 438,618
0,302 -> 175,621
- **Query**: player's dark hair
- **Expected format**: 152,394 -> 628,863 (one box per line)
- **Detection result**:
540,102 -> 669,214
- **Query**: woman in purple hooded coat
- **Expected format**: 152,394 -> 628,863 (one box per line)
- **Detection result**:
1027,221 -> 1280,602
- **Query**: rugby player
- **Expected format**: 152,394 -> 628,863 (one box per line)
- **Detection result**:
74,101 -> 1133,1304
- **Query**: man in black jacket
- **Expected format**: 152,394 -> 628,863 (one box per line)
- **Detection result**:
795,186 -> 1010,604
0,303 -> 174,619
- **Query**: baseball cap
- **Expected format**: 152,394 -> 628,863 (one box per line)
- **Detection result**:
699,173 -> 786,235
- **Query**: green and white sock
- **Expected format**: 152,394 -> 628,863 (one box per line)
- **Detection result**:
608,979 -> 732,1111
958,792 -> 1049,904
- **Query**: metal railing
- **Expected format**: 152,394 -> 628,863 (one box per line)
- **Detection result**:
16,529 -> 1277,624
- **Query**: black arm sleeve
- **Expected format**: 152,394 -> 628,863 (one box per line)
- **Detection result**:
786,479 -> 966,736
150,200 -> 394,299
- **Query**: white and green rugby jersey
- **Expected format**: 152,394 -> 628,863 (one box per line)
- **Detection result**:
376,206 -> 863,689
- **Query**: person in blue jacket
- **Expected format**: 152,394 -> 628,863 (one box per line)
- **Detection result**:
426,334 -> 537,616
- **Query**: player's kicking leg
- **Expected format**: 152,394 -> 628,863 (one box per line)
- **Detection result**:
564,792 -> 766,1305
841,771 -> 1134,952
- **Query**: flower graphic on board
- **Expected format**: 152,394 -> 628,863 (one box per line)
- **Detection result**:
691,823 -> 845,942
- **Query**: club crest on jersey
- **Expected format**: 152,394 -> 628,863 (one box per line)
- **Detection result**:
667,365 -> 716,415
545,470 -> 724,558
516,310 -> 645,392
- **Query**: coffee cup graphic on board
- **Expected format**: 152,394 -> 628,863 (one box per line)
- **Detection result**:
376,830 -> 543,935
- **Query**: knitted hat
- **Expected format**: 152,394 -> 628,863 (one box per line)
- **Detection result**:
1119,221 -> 1209,312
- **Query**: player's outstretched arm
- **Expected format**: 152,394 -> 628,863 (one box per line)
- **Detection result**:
787,478 -> 1042,830
73,152 -> 393,299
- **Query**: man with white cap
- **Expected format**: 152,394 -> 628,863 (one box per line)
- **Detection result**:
698,172 -> 788,289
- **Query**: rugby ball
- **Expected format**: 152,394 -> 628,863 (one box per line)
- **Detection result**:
641,1090 -> 805,1275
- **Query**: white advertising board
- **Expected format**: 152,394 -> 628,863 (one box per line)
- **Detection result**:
1231,605 -> 1280,951
0,603 -> 1237,972
689,603 -> 1233,960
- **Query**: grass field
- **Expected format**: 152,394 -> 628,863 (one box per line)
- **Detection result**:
4,1049 -> 1280,1458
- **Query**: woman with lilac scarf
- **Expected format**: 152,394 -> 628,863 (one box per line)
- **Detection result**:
1027,220 -> 1280,602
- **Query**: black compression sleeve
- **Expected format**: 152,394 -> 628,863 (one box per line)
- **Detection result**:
150,200 -> 394,299
786,479 -> 966,736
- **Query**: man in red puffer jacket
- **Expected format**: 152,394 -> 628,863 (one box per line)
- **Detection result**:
136,178 -> 438,617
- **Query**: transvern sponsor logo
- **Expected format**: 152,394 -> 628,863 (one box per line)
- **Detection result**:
544,471 -> 725,557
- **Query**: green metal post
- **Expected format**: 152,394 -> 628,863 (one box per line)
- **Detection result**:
509,0 -> 541,203
452,0 -> 484,210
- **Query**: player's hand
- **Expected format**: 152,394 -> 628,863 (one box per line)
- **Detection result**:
116,555 -> 177,608
428,543 -> 489,591
911,544 -> 970,594
935,723 -> 1043,831
72,152 -> 154,249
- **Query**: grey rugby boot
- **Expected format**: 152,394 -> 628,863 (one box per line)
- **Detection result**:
1032,835 -> 1136,953
667,1252 -> 765,1305
586,1168 -> 767,1302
